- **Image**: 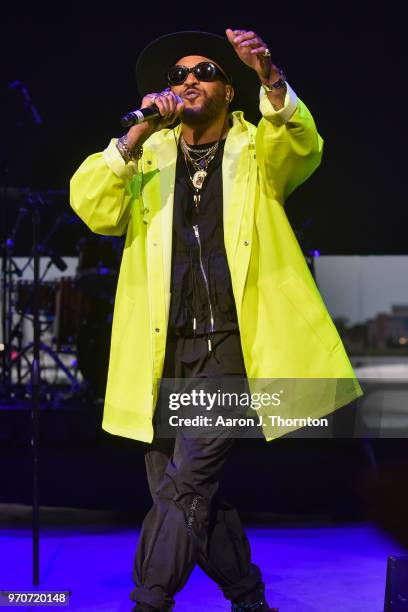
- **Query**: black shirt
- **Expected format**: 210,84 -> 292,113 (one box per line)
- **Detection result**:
168,138 -> 239,338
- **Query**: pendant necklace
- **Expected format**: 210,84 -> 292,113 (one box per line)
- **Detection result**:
180,136 -> 219,208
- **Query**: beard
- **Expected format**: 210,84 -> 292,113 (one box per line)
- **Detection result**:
180,87 -> 226,126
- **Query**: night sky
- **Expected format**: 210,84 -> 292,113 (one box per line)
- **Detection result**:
1,2 -> 405,256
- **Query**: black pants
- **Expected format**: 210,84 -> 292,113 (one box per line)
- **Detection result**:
130,332 -> 262,610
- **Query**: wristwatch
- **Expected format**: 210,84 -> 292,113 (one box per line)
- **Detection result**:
261,68 -> 287,93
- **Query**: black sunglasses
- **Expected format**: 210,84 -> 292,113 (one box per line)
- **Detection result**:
167,61 -> 231,86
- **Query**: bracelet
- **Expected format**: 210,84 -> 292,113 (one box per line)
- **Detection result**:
116,134 -> 143,164
261,68 -> 287,93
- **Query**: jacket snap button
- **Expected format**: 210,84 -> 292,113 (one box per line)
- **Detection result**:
244,240 -> 249,246
155,327 -> 160,333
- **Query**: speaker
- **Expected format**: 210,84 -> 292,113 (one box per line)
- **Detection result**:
384,555 -> 408,611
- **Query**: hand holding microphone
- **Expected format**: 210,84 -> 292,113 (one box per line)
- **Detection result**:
121,89 -> 184,130
121,89 -> 184,158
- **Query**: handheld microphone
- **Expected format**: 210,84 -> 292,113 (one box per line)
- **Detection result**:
120,95 -> 183,127
120,105 -> 160,127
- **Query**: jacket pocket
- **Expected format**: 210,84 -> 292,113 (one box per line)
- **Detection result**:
278,274 -> 341,353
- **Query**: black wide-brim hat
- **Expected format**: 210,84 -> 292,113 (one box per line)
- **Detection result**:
135,31 -> 260,122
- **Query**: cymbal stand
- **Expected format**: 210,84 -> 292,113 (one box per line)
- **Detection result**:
6,199 -> 82,396
1,203 -> 28,397
31,193 -> 41,586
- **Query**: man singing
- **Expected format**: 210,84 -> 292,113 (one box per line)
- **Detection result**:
70,28 -> 361,611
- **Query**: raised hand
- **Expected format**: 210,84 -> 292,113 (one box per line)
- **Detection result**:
225,28 -> 274,80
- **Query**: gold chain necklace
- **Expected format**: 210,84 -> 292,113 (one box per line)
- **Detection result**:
180,136 -> 219,194
178,113 -> 229,209
181,136 -> 219,158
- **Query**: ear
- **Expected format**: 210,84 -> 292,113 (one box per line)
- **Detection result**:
225,84 -> 235,103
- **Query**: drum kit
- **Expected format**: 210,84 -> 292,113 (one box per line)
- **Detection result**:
1,188 -> 123,403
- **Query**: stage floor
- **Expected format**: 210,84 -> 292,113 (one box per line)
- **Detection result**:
0,520 -> 404,611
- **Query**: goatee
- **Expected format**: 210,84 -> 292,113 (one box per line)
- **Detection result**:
181,89 -> 226,126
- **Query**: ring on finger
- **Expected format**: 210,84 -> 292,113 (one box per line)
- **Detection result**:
263,48 -> 271,57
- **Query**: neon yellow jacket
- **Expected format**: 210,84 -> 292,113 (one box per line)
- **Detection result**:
70,86 -> 362,443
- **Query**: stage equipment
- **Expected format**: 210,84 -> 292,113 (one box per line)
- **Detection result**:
3,196 -> 81,396
3,214 -> 120,398
15,280 -> 57,316
384,556 -> 408,611
0,81 -> 97,590
1,83 -> 46,587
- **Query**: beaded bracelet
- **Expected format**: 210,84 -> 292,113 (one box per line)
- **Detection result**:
116,134 -> 143,164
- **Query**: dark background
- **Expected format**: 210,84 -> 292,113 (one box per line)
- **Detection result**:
0,2 -> 405,256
